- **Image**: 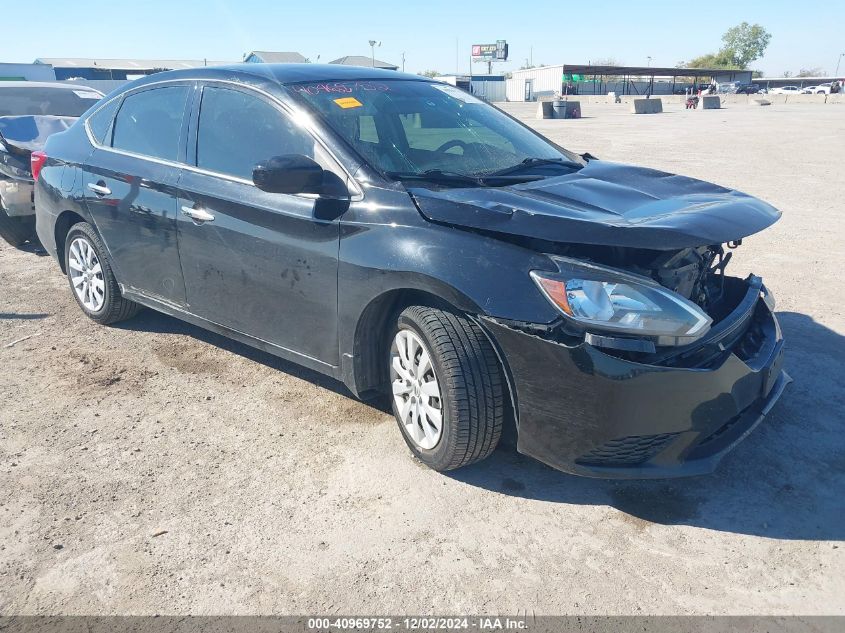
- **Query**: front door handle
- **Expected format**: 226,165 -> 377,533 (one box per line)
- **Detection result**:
181,205 -> 215,223
87,182 -> 111,196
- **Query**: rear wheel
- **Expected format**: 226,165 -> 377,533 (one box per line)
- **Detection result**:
0,202 -> 36,247
389,305 -> 504,471
64,222 -> 141,324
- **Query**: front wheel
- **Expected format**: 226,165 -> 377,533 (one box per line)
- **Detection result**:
64,222 -> 141,325
389,306 -> 505,471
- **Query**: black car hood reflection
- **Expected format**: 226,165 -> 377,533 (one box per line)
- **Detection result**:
409,160 -> 781,250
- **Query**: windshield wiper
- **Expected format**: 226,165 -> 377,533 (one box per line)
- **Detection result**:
486,157 -> 581,177
387,169 -> 543,187
387,169 -> 482,186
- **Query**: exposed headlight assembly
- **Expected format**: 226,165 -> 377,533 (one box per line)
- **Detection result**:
531,257 -> 712,347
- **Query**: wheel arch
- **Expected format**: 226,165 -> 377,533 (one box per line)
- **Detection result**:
53,210 -> 89,274
347,284 -> 518,433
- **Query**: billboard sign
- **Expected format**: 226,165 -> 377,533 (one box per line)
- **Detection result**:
472,40 -> 508,61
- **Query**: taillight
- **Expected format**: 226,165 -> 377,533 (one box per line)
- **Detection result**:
31,151 -> 47,181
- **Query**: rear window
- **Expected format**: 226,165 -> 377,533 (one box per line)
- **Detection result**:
0,86 -> 102,117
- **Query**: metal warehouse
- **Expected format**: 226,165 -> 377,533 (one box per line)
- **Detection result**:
506,64 -> 753,101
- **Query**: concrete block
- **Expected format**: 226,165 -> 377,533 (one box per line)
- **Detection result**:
553,100 -> 581,119
700,96 -> 721,109
535,101 -> 554,119
631,98 -> 663,114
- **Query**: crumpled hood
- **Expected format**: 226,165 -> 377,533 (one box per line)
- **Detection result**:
409,161 -> 781,250
0,115 -> 76,153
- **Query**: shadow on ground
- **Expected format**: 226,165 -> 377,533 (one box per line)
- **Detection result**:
449,311 -> 845,541
115,308 -> 366,401
119,306 -> 843,540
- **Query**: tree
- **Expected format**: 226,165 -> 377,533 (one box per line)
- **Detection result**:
418,70 -> 441,78
797,67 -> 824,77
684,22 -> 771,70
720,22 -> 772,68
782,71 -> 793,78
686,50 -> 736,69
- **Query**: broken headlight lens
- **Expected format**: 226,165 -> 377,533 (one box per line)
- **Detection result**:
531,257 -> 712,346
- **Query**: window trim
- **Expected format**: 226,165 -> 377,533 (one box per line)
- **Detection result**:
84,77 -> 362,200
188,81 -> 361,199
108,83 -> 192,164
84,79 -> 194,169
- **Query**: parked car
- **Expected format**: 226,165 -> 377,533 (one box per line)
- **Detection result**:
735,84 -> 761,94
800,83 -> 832,94
0,82 -> 103,247
769,85 -> 801,95
35,65 -> 789,478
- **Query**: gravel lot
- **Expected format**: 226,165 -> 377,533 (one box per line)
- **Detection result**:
1,100 -> 843,616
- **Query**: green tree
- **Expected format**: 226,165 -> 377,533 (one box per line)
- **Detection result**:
686,51 -> 737,69
720,22 -> 772,68
685,22 -> 772,70
418,70 -> 441,78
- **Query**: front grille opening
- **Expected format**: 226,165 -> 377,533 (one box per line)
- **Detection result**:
576,432 -> 680,466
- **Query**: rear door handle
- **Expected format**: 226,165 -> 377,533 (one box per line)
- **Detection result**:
87,182 -> 111,196
181,205 -> 215,223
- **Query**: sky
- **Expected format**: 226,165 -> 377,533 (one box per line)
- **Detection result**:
4,0 -> 844,77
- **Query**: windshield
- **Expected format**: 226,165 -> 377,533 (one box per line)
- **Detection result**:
0,87 -> 102,117
288,79 -> 581,179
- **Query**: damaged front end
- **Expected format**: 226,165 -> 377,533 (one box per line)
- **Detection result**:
481,241 -> 791,478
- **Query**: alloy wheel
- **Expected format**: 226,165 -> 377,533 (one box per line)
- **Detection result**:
68,237 -> 105,312
390,329 -> 443,450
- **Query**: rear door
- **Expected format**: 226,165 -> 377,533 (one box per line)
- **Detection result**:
176,83 -> 344,365
82,83 -> 191,306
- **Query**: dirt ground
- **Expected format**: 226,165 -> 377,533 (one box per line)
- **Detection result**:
1,100 -> 843,616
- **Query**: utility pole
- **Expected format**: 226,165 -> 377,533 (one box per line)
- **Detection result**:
368,40 -> 380,67
647,56 -> 652,67
401,52 -> 406,72
837,52 -> 845,76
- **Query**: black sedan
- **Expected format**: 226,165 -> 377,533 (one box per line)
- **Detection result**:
34,65 -> 789,478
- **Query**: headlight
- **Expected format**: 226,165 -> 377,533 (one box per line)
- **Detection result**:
531,257 -> 712,346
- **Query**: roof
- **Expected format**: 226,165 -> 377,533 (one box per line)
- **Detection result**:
0,81 -> 104,93
510,63 -> 751,78
246,51 -> 307,63
329,55 -> 398,70
34,58 -> 234,71
120,63 -> 426,88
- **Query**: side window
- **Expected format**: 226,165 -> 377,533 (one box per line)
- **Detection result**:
196,86 -> 317,181
111,86 -> 189,161
87,97 -> 121,145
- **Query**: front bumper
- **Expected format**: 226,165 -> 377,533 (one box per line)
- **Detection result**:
482,276 -> 790,479
0,177 -> 35,217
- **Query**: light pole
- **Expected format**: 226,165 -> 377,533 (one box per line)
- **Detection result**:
368,40 -> 381,68
401,51 -> 406,72
647,56 -> 652,67
837,52 -> 845,77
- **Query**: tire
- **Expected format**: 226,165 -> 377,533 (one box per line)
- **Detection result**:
0,203 -> 36,248
388,305 -> 504,471
64,222 -> 141,325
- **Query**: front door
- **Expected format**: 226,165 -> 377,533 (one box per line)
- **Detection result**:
176,84 -> 343,366
82,84 -> 191,306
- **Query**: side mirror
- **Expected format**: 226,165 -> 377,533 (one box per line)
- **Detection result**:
253,154 -> 324,195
